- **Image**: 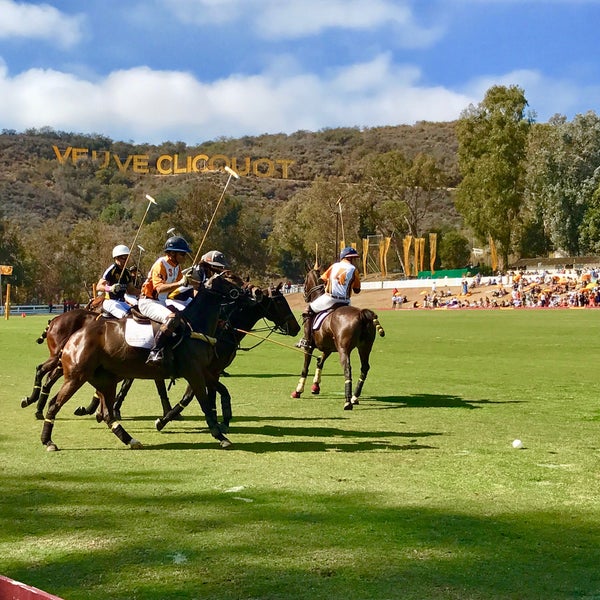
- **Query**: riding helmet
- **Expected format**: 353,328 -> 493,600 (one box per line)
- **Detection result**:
164,236 -> 192,254
339,246 -> 359,260
201,250 -> 228,269
112,244 -> 131,258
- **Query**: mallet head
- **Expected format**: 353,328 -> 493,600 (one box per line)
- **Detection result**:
145,194 -> 157,204
224,166 -> 240,179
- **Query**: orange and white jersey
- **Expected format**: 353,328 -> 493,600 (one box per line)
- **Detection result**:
322,260 -> 360,300
141,256 -> 181,301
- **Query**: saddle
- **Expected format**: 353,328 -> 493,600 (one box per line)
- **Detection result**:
312,303 -> 346,330
129,307 -> 152,324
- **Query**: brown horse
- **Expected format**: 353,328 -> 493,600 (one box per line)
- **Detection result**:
21,303 -> 175,420
291,268 -> 385,409
74,282 -> 300,425
39,271 -> 245,451
22,308 -> 101,418
154,282 -> 300,430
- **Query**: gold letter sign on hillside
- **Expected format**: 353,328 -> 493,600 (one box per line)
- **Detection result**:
52,146 -> 294,179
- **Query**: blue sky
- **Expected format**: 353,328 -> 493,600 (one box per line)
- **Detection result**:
1,0 -> 599,145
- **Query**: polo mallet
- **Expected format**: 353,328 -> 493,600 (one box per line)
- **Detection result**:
192,166 -> 240,265
337,196 -> 345,249
119,194 -> 157,282
136,245 -> 145,274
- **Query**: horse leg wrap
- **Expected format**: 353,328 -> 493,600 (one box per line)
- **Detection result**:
353,378 -> 365,399
41,419 -> 54,445
295,377 -> 307,394
313,368 -> 322,386
111,421 -> 132,445
166,403 -> 185,422
344,379 -> 353,400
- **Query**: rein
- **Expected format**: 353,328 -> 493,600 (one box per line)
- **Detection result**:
236,319 -> 278,351
304,283 -> 324,303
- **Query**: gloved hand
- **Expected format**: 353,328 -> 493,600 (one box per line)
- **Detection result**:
110,283 -> 126,293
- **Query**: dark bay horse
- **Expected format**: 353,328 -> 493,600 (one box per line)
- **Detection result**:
22,308 -> 99,418
21,305 -> 175,420
74,282 -> 300,425
155,282 -> 300,431
291,268 -> 385,410
39,271 -> 244,451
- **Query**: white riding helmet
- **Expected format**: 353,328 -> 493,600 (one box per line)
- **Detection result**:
112,245 -> 131,258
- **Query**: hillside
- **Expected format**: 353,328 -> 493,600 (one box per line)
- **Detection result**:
0,122 -> 460,230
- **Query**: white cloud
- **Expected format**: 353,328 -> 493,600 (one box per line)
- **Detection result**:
0,55 -> 477,143
163,0 -> 442,46
0,0 -> 84,48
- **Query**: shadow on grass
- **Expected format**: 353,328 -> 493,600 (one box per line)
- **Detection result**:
2,476 -> 600,600
370,393 -> 525,409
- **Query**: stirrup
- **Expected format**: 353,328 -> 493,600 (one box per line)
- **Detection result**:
146,348 -> 164,365
295,339 -> 312,350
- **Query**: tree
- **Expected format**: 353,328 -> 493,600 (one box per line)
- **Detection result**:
455,85 -> 531,268
525,112 -> 600,255
438,231 -> 471,269
364,150 -> 447,238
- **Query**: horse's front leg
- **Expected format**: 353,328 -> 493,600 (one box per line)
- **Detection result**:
155,379 -> 176,418
291,349 -> 314,399
216,380 -> 232,430
188,372 -> 232,449
155,384 -> 194,431
339,350 -> 353,410
311,351 -> 331,395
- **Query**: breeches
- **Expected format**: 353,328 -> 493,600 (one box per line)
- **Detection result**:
102,299 -> 131,319
309,294 -> 348,313
138,297 -> 174,323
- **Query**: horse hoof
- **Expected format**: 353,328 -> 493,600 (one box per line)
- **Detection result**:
351,397 -> 359,405
291,391 -> 302,399
344,402 -> 353,411
129,439 -> 143,450
35,412 -> 44,420
95,412 -> 103,423
45,443 -> 59,452
311,384 -> 320,395
220,438 -> 233,449
21,398 -> 30,408
73,406 -> 89,416
155,418 -> 165,432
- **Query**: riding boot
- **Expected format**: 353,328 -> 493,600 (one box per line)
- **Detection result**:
295,309 -> 314,349
146,314 -> 180,365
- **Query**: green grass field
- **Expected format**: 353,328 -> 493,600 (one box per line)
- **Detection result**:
2,309 -> 600,600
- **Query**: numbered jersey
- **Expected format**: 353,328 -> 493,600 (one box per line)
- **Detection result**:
322,260 -> 360,300
141,256 -> 181,301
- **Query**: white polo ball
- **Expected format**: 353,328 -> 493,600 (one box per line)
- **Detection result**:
512,439 -> 523,449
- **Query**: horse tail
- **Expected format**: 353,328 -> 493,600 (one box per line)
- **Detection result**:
360,309 -> 385,338
36,319 -> 52,344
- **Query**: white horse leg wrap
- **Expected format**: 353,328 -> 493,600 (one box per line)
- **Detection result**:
295,377 -> 307,394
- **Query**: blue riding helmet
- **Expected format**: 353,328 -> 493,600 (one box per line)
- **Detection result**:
339,246 -> 359,260
164,236 -> 192,254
